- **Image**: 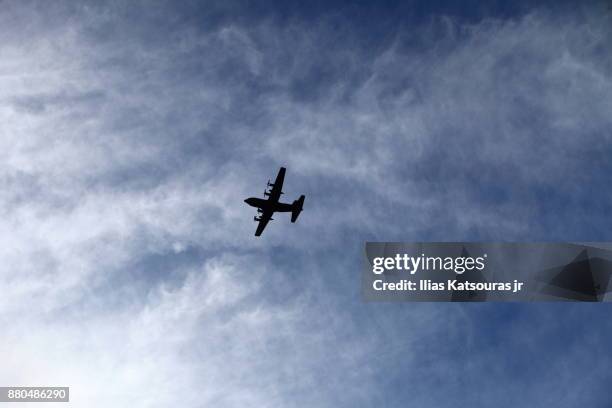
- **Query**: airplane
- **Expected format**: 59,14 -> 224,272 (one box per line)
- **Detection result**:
244,167 -> 305,236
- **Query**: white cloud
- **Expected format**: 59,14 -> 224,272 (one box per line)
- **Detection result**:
0,2 -> 610,407
0,253 -> 380,407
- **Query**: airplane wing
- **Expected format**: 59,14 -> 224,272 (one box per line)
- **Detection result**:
267,167 -> 285,202
255,210 -> 273,236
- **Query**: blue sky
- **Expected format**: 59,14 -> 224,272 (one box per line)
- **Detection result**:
0,0 -> 611,406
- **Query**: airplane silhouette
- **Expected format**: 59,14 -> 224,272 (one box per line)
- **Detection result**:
244,167 -> 305,236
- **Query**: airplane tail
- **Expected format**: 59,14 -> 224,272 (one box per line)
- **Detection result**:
291,195 -> 305,223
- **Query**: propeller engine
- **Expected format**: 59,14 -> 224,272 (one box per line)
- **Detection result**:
254,215 -> 273,222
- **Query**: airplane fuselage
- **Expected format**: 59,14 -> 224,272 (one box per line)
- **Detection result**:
244,197 -> 293,212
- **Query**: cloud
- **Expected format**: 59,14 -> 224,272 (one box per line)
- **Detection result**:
0,1 -> 611,407
0,253 -> 384,407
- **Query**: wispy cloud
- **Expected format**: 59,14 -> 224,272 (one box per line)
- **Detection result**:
0,1 -> 611,407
